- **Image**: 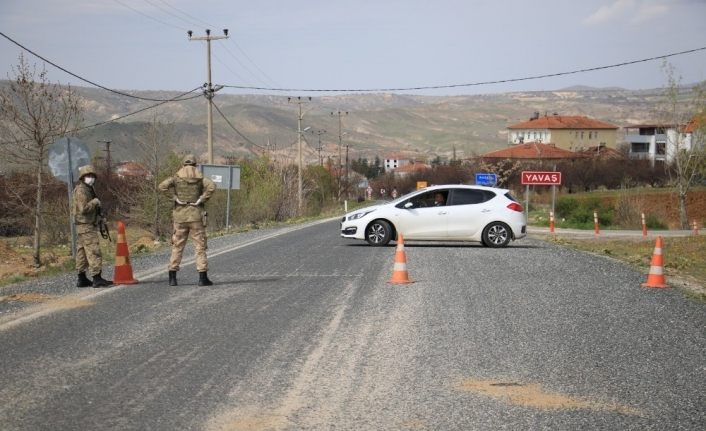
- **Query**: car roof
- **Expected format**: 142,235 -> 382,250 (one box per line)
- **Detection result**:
420,184 -> 509,193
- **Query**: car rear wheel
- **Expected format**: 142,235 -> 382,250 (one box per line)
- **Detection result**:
482,222 -> 512,248
365,220 -> 392,246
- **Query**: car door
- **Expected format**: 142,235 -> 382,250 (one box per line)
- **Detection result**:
444,188 -> 496,239
392,189 -> 449,239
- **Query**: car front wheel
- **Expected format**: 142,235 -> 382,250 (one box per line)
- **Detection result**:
365,220 -> 392,246
482,222 -> 512,248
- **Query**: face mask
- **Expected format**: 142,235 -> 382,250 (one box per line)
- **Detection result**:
84,176 -> 96,186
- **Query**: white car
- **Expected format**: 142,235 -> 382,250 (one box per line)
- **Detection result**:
340,184 -> 526,247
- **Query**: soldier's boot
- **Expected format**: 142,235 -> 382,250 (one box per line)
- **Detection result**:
92,272 -> 114,288
77,272 -> 92,288
168,270 -> 178,286
198,271 -> 213,286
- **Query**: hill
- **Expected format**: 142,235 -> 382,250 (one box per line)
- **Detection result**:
0,81 -> 680,165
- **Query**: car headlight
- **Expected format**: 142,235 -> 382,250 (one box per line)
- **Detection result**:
348,209 -> 376,221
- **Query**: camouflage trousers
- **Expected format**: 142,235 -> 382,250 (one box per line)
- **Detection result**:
76,229 -> 103,276
169,221 -> 208,272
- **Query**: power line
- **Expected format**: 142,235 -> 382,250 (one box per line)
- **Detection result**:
0,87 -> 203,146
113,0 -> 187,31
222,45 -> 706,93
116,0 -> 279,90
153,0 -> 277,86
154,0 -> 216,29
73,87 -> 203,132
220,43 -> 276,88
0,31 -> 197,102
222,41 -> 280,88
142,0 -> 194,29
213,52 -> 256,88
211,101 -> 265,150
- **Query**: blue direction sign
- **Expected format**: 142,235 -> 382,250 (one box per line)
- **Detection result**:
475,173 -> 497,186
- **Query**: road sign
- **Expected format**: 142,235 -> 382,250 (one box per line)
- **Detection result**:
200,164 -> 241,231
475,173 -> 497,186
201,164 -> 240,190
521,171 -> 562,185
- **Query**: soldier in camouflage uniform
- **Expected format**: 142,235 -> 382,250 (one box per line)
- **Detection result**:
73,165 -> 113,288
158,154 -> 216,286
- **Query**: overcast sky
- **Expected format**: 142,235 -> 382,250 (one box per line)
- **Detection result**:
1,0 -> 706,96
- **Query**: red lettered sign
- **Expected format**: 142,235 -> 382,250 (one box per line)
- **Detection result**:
521,171 -> 562,185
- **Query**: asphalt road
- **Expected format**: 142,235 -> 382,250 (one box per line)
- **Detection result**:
0,219 -> 704,430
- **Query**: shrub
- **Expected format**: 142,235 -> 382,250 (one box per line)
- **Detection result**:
645,214 -> 667,229
555,196 -> 614,229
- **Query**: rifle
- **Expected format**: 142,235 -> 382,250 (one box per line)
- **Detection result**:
96,206 -> 112,242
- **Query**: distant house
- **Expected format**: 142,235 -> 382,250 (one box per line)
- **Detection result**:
383,153 -> 412,170
392,162 -> 432,177
115,161 -> 152,179
624,114 -> 703,165
507,113 -> 619,150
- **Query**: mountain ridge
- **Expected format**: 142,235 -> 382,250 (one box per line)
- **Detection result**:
0,81 -> 681,164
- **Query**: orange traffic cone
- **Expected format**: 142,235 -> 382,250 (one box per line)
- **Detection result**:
388,233 -> 414,284
642,236 -> 667,289
113,221 -> 138,285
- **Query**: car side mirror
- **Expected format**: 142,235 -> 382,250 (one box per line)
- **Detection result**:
404,202 -> 414,209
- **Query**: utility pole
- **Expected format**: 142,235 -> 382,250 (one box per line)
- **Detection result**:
289,97 -> 312,213
188,28 -> 229,164
331,110 -> 348,199
97,140 -> 112,177
313,129 -> 326,166
345,143 -> 350,197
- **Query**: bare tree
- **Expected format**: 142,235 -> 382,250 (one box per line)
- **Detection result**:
659,63 -> 706,229
113,113 -> 178,239
0,54 -> 83,266
139,114 -> 175,238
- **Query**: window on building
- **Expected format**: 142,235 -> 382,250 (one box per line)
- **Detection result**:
656,142 -> 666,155
631,142 -> 648,153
